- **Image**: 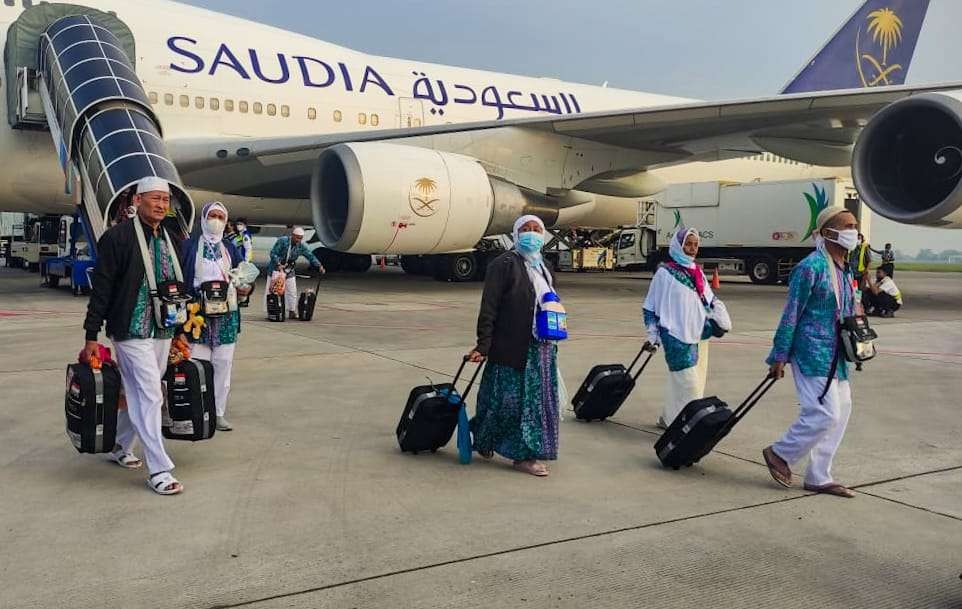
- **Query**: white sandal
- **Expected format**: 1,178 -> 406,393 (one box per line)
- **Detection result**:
109,450 -> 143,470
147,471 -> 183,495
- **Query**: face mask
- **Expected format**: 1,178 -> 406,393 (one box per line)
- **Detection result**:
516,231 -> 544,254
671,250 -> 695,266
206,218 -> 226,237
236,224 -> 246,232
825,228 -> 859,251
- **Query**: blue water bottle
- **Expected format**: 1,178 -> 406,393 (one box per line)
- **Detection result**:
536,292 -> 568,341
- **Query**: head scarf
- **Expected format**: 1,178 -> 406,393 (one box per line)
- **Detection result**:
670,228 -> 699,267
201,201 -> 228,245
512,214 -> 547,268
196,201 -> 230,286
669,227 -> 706,296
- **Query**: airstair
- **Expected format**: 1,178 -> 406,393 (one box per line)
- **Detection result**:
10,11 -> 193,258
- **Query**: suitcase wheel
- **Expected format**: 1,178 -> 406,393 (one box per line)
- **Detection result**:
686,464 -> 693,468
672,466 -> 680,470
430,448 -> 438,453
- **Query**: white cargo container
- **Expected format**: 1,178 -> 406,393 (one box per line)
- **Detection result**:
613,178 -> 871,283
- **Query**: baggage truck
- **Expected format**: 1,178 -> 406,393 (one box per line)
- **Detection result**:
612,178 -> 871,284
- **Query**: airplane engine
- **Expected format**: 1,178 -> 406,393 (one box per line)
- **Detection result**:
311,143 -> 555,254
853,91 -> 962,228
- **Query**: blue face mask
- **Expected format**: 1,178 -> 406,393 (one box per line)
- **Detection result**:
670,249 -> 694,267
516,231 -> 544,254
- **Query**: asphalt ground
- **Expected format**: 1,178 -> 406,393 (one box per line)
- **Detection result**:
0,264 -> 959,609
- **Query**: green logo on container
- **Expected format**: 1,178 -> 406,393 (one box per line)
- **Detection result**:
803,183 -> 828,241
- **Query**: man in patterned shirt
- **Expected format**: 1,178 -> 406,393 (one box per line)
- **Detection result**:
762,206 -> 860,499
82,177 -> 185,496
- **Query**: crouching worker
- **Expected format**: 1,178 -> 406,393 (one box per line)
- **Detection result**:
763,207 -> 859,499
862,266 -> 902,318
467,215 -> 562,477
81,177 -> 185,495
181,202 -> 250,431
267,227 -> 324,320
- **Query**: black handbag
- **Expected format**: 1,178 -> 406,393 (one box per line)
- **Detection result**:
199,280 -> 230,317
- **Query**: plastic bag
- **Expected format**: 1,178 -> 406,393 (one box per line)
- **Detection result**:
228,261 -> 260,288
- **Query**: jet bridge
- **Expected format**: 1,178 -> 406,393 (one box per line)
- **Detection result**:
6,6 -> 193,255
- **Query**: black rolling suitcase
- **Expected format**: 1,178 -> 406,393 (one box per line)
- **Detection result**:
297,274 -> 322,321
162,359 -> 216,441
397,357 -> 483,454
572,345 -> 656,421
65,362 -> 121,453
266,293 -> 286,322
655,375 -> 777,469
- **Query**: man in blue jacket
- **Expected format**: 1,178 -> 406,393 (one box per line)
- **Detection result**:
268,227 -> 324,319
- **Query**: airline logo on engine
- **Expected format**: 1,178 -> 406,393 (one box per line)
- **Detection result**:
409,178 -> 441,217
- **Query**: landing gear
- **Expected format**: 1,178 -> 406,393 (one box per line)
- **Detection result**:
434,252 -> 479,282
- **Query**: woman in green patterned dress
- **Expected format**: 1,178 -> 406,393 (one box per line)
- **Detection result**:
467,215 -> 561,477
181,202 -> 250,431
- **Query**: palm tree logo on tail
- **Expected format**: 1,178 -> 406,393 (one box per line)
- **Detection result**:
857,7 -> 904,87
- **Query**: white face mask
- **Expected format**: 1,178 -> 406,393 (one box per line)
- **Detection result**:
825,228 -> 859,251
235,223 -> 246,233
205,218 -> 226,237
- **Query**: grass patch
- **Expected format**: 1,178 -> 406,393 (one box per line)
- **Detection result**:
894,262 -> 962,273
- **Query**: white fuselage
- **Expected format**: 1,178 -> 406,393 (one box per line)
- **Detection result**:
0,0 -> 846,230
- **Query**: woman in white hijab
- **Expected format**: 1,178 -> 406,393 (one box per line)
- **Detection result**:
643,227 -> 731,428
467,215 -> 563,477
182,202 -> 249,431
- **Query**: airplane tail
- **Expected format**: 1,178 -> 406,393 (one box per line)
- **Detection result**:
781,0 -> 930,94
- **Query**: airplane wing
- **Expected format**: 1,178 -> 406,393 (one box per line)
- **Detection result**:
169,82 -> 962,198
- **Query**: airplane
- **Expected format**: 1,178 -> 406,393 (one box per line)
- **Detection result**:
0,0 -> 959,281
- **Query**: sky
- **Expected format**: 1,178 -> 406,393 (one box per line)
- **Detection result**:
181,0 -> 962,256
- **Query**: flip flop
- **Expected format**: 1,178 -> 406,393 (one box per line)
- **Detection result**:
513,460 -> 549,477
804,483 -> 856,498
762,446 -> 792,488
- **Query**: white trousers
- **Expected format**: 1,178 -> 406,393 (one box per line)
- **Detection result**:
112,338 -> 174,475
663,341 -> 710,424
771,367 -> 852,486
189,342 -> 236,417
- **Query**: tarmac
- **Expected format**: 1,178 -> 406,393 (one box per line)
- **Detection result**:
0,263 -> 960,609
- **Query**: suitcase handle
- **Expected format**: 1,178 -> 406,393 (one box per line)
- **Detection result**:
449,356 -> 484,403
627,343 -> 657,381
730,373 -> 778,425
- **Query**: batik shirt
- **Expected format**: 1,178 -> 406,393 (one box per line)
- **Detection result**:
128,231 -> 178,340
766,251 -> 854,380
644,264 -> 714,372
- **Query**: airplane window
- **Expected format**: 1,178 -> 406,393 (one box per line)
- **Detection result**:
358,113 -> 367,125
179,95 -> 189,108
195,97 -> 205,110
267,103 -> 277,116
164,93 -> 174,106
281,105 -> 290,118
210,98 -> 220,111
239,101 -> 249,113
224,99 -> 234,112
308,107 -> 317,120
333,110 -> 342,122
371,113 -> 379,127
148,91 -> 158,104
253,102 -> 263,115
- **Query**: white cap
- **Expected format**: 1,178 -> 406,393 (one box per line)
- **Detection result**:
136,176 -> 170,194
292,227 -> 305,236
815,206 -> 848,233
